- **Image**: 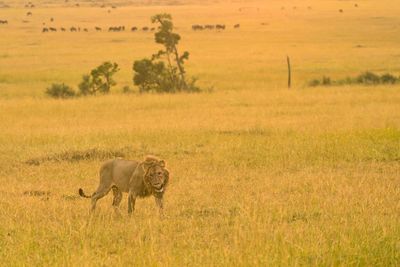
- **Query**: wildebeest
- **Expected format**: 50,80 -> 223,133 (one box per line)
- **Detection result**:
131,26 -> 137,31
142,26 -> 149,31
42,27 -> 48,32
83,28 -> 88,32
234,24 -> 240,29
0,20 -> 8,24
49,27 -> 57,32
50,17 -> 54,22
216,24 -> 226,30
95,26 -> 102,31
109,26 -> 124,32
27,12 -> 32,16
70,27 -> 77,32
60,27 -> 66,31
204,24 -> 214,30
192,24 -> 203,31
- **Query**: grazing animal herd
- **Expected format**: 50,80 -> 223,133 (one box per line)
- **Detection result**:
0,2 -> 361,33
40,24 -> 240,33
192,24 -> 240,31
40,25 -> 160,33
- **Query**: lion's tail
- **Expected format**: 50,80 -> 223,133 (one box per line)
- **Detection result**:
78,188 -> 92,198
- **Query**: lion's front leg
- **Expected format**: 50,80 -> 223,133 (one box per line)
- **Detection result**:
155,196 -> 164,218
128,191 -> 137,216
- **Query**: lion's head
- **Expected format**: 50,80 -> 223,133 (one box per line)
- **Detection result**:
142,156 -> 169,194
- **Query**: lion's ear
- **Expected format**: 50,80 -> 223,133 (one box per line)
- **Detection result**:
159,160 -> 166,168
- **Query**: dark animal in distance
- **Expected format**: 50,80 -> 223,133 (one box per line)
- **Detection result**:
234,24 -> 240,29
109,26 -> 125,32
192,24 -> 203,31
131,26 -> 137,31
95,26 -> 102,31
26,12 -> 32,16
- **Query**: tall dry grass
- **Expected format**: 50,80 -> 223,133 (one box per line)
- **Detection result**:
0,0 -> 399,265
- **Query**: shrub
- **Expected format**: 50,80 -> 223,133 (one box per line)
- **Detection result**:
45,83 -> 76,98
356,71 -> 380,85
380,73 -> 398,84
308,71 -> 400,87
308,79 -> 321,87
78,62 -> 119,95
321,76 -> 332,86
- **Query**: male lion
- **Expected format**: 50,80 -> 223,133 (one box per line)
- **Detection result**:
79,155 -> 169,216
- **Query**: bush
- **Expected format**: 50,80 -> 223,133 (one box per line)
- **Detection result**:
308,71 -> 400,87
356,71 -> 380,85
321,76 -> 332,85
380,73 -> 398,84
133,59 -> 170,93
308,79 -> 321,87
78,62 -> 119,95
45,83 -> 76,98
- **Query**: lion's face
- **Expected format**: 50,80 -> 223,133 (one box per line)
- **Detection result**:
148,165 -> 166,191
143,159 -> 169,194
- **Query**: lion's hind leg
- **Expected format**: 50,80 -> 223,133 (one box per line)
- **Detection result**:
90,183 -> 112,212
112,186 -> 123,215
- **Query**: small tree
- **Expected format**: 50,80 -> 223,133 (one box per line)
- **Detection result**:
79,62 -> 119,95
46,83 -> 76,98
133,14 -> 200,93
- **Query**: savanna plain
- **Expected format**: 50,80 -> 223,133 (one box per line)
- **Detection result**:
0,0 -> 399,265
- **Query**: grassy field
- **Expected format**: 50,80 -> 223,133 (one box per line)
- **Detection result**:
0,0 -> 400,266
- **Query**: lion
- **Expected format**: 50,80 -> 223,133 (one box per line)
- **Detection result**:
79,155 -> 169,216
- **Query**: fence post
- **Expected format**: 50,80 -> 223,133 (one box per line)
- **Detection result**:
287,56 -> 291,89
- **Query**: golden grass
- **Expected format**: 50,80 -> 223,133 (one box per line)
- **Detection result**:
0,0 -> 399,266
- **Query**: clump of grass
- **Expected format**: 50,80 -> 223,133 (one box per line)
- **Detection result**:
24,147 -> 130,165
45,83 -> 76,99
309,71 -> 400,87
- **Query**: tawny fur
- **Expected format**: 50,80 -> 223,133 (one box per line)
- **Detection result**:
79,155 -> 169,216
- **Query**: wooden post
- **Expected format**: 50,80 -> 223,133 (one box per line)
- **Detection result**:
287,55 -> 291,89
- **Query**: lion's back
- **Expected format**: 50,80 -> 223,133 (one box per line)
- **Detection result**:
100,158 -> 140,192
